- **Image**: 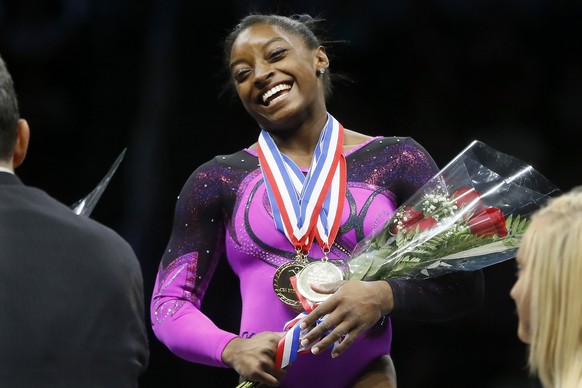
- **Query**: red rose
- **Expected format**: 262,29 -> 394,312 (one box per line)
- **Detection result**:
413,216 -> 437,232
453,187 -> 484,211
390,206 -> 424,234
468,207 -> 508,238
403,216 -> 438,234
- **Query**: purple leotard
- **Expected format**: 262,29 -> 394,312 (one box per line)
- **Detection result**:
151,136 -> 484,387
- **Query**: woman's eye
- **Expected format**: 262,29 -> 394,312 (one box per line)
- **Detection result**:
233,68 -> 250,82
268,47 -> 287,61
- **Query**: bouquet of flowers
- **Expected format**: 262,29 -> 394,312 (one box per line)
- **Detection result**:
348,140 -> 560,281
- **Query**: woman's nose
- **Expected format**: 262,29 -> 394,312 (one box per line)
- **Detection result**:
253,62 -> 274,87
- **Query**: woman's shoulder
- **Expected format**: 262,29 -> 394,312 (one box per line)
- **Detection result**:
177,148 -> 259,202
189,149 -> 259,172
183,149 -> 260,189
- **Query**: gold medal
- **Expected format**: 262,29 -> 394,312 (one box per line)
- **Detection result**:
273,259 -> 306,311
296,260 -> 344,303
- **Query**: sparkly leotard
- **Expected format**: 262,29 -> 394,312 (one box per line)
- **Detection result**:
151,136 -> 483,387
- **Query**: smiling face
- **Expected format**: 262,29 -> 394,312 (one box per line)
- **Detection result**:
229,23 -> 329,133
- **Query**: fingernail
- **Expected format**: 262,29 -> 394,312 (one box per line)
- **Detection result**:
331,352 -> 337,358
301,338 -> 309,346
311,346 -> 319,355
300,322 -> 306,329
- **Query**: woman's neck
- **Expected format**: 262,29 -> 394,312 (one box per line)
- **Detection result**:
268,113 -> 329,168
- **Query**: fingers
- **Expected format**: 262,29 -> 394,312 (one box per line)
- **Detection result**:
300,297 -> 334,330
299,280 -> 346,329
299,305 -> 332,341
300,309 -> 352,353
308,319 -> 361,357
297,281 -> 387,358
328,327 -> 361,357
310,325 -> 344,355
310,280 -> 344,294
242,367 -> 284,387
298,293 -> 344,349
231,332 -> 287,386
318,317 -> 333,332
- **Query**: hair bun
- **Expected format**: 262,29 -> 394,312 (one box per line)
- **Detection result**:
291,14 -> 313,23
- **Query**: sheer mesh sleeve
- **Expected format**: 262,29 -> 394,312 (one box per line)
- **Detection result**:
150,157 -> 239,367
387,270 -> 484,322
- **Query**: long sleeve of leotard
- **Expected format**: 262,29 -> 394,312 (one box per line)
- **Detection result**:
150,159 -> 237,367
387,270 -> 484,322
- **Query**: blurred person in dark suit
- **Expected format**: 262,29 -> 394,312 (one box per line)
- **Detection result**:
0,54 -> 149,387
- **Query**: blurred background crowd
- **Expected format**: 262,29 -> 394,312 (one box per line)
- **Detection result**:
1,1 -> 580,387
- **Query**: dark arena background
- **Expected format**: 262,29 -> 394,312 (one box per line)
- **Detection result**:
1,1 -> 580,387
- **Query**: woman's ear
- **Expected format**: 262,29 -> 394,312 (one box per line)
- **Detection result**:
315,46 -> 329,71
12,119 -> 30,168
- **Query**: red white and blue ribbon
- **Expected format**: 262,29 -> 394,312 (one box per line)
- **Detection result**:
274,277 -> 343,370
275,312 -> 311,369
275,278 -> 319,369
258,113 -> 346,253
275,312 -> 343,369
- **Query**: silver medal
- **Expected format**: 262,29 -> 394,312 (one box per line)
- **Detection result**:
296,261 -> 344,303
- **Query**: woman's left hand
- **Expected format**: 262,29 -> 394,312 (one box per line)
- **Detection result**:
298,280 -> 393,358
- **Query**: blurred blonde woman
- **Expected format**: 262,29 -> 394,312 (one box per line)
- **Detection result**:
511,186 -> 582,388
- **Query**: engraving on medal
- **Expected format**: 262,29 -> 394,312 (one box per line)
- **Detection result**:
273,261 -> 306,311
296,261 -> 344,303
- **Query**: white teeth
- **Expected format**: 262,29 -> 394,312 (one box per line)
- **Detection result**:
262,84 -> 291,104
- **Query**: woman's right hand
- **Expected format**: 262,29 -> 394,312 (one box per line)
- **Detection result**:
222,332 -> 287,387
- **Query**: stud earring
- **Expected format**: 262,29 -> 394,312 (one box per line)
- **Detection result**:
318,68 -> 326,75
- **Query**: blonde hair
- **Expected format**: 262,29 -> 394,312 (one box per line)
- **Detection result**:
522,186 -> 582,387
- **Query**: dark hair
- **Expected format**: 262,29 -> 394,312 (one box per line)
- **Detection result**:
0,55 -> 20,162
221,13 -> 346,100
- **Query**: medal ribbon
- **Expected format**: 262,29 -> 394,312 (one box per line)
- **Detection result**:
275,312 -> 310,369
274,277 -> 341,370
275,313 -> 341,369
258,113 -> 346,253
